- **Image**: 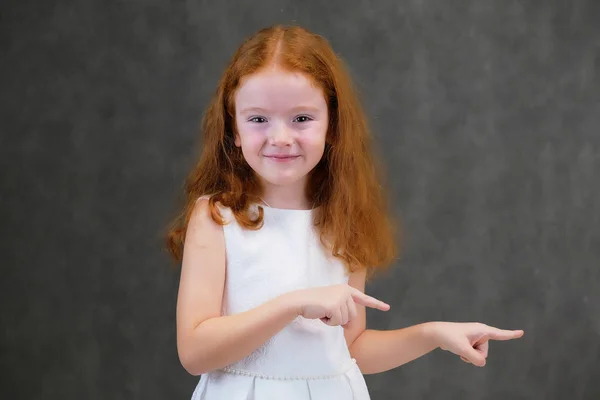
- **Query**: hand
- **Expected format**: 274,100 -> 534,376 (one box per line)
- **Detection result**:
431,322 -> 524,367
290,284 -> 390,326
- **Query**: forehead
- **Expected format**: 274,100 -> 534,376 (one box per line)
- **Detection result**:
234,67 -> 326,111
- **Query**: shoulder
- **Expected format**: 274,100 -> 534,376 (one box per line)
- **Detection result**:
193,195 -> 233,225
186,197 -> 224,245
190,196 -> 213,223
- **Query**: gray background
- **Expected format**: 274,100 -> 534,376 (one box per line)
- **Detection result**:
2,0 -> 599,399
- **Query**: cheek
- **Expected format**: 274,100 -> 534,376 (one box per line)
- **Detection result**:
235,120 -> 264,149
301,136 -> 327,158
239,133 -> 265,154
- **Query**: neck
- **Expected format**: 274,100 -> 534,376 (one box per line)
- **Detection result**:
260,181 -> 311,210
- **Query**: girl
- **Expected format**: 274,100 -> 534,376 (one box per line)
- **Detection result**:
167,25 -> 524,400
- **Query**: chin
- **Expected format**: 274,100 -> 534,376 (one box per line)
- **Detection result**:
264,177 -> 302,187
260,173 -> 306,187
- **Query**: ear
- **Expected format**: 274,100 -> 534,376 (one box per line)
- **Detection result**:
234,134 -> 241,147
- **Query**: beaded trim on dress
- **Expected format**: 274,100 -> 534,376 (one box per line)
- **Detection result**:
219,358 -> 357,381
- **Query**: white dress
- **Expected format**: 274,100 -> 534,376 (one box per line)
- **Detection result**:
191,202 -> 371,400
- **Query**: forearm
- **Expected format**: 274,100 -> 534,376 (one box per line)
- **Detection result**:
349,322 -> 440,374
179,293 -> 298,375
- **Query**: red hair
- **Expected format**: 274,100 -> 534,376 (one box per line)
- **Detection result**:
166,25 -> 399,276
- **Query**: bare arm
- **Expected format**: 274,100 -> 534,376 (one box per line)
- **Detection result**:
350,322 -> 523,373
349,324 -> 439,374
344,269 -> 439,374
176,199 -> 299,376
344,271 -> 523,374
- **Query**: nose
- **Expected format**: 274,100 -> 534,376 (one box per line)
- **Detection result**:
268,123 -> 294,146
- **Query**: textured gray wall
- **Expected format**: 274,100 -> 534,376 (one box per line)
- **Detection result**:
2,0 -> 599,399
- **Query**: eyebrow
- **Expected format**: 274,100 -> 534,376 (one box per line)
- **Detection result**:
238,106 -> 322,114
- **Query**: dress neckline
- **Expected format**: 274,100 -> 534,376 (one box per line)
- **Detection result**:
257,198 -> 318,214
256,204 -> 319,217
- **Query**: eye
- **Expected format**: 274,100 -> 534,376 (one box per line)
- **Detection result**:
294,115 -> 313,123
249,116 -> 267,123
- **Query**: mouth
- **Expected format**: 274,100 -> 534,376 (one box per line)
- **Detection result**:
264,155 -> 300,163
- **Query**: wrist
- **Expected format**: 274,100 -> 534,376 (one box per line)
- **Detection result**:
279,290 -> 304,318
421,321 -> 444,349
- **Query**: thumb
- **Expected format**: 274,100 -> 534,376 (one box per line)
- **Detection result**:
461,346 -> 486,367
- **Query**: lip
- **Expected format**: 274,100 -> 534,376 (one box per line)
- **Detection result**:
264,155 -> 300,163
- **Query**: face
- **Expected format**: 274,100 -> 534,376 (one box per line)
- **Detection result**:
234,66 -> 329,194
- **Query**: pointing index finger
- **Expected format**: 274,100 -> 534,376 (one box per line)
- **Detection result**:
487,328 -> 525,341
351,290 -> 390,311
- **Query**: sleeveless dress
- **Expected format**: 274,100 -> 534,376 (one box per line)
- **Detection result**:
190,201 -> 371,400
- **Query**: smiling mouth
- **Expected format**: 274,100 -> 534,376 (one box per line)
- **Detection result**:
264,155 -> 300,162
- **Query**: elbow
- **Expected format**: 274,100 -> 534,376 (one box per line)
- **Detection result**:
179,351 -> 212,376
180,360 -> 204,376
348,338 -> 373,375
350,349 -> 375,375
349,348 -> 365,374
177,320 -> 223,376
177,340 -> 210,376
178,351 -> 203,376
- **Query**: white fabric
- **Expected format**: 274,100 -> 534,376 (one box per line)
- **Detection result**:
190,201 -> 371,399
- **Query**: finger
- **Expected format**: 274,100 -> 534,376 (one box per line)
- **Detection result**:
340,303 -> 349,326
461,346 -> 486,367
351,290 -> 390,311
319,309 -> 333,324
486,328 -> 524,341
346,298 -> 358,323
475,341 -> 489,358
326,310 -> 342,326
460,356 -> 471,363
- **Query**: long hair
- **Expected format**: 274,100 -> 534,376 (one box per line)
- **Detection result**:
166,25 -> 399,276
